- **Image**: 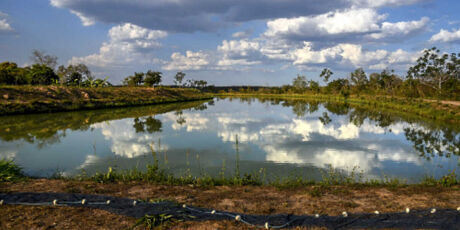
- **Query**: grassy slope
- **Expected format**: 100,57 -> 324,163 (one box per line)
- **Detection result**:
0,86 -> 212,115
214,93 -> 460,124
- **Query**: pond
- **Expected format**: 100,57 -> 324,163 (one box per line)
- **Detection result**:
0,97 -> 459,183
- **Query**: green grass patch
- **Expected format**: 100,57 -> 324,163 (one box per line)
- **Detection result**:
0,159 -> 25,182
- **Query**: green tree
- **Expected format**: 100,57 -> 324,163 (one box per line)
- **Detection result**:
195,80 -> 207,88
319,68 -> 333,83
123,72 -> 144,86
174,72 -> 186,86
0,62 -> 29,85
292,74 -> 308,93
350,68 -> 368,90
407,47 -> 460,97
57,64 -> 93,86
144,71 -> 162,88
309,80 -> 320,93
326,78 -> 349,93
27,64 -> 59,85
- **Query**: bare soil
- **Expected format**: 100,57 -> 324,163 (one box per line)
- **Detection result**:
1,179 -> 459,229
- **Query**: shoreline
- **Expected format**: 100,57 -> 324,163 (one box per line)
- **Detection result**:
0,86 -> 213,116
214,93 -> 460,124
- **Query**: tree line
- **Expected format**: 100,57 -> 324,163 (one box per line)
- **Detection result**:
0,50 -> 111,87
279,47 -> 459,99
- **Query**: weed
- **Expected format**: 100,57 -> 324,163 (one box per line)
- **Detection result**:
134,214 -> 180,229
0,159 -> 25,182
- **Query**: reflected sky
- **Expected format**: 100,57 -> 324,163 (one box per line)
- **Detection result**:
0,98 -> 459,182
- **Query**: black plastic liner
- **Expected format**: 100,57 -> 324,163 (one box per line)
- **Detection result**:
1,192 -> 459,229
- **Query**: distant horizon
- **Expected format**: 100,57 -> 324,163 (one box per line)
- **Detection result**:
1,0 -> 459,85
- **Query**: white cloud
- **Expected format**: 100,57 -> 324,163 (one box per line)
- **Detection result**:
164,113 -> 210,132
266,8 -> 383,40
217,40 -> 263,66
366,17 -> 429,41
162,51 -> 211,71
70,10 -> 95,26
291,42 -> 420,70
69,23 -> 167,67
264,8 -> 428,43
430,28 -> 460,43
0,11 -> 13,33
91,119 -> 164,158
232,30 -> 253,39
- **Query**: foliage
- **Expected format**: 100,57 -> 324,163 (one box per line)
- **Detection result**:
57,64 -> 93,86
174,71 -> 186,85
134,214 -> 179,229
350,68 -> 368,90
0,159 -> 24,182
27,64 -> 59,85
123,72 -> 144,86
292,74 -> 308,92
320,68 -> 333,83
407,47 -> 460,97
144,71 -> 162,87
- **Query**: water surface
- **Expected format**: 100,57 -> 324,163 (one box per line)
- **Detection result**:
1,97 -> 459,182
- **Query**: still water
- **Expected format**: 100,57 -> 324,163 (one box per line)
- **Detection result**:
0,97 -> 459,182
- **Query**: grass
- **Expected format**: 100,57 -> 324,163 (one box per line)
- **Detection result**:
0,85 -> 212,115
2,143 -> 458,188
0,159 -> 25,182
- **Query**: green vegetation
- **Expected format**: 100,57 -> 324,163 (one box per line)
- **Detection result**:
0,86 -> 211,115
213,47 -> 460,101
134,214 -> 181,229
0,159 -> 25,182
2,156 -> 458,188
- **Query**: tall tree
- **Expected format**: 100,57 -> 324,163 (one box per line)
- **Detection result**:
31,50 -> 58,70
319,68 -> 333,83
292,74 -> 308,92
350,68 -> 368,89
407,47 -> 460,96
123,72 -> 144,86
144,71 -> 162,88
174,72 -> 186,86
27,64 -> 59,85
57,64 -> 93,86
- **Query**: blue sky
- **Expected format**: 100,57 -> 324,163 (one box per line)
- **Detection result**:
0,0 -> 459,85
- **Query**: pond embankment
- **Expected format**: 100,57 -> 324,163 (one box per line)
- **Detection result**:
215,93 -> 460,124
0,86 -> 212,115
1,179 -> 460,229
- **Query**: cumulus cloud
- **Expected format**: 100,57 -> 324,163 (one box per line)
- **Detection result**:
92,119 -> 165,158
0,11 -> 13,33
163,113 -> 210,132
429,28 -> 460,43
69,23 -> 167,67
162,51 -> 211,71
264,8 -> 428,43
217,40 -> 264,66
365,17 -> 429,42
290,42 -> 420,70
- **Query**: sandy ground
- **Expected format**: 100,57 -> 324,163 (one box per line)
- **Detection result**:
1,179 -> 459,229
